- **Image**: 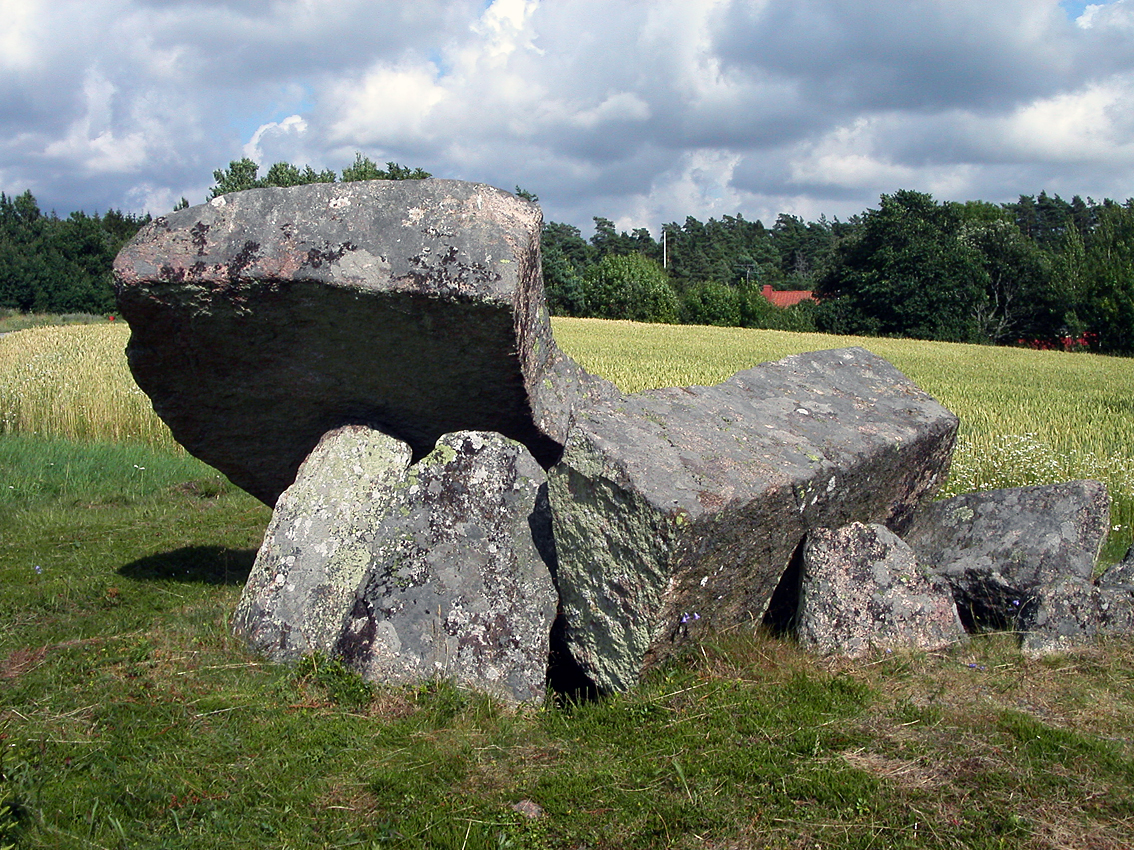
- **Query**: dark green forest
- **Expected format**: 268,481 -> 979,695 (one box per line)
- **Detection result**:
0,191 -> 149,315
3,154 -> 1132,353
542,188 -> 1134,354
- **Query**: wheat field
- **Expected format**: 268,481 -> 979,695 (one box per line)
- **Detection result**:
0,323 -> 179,450
3,318 -> 1132,538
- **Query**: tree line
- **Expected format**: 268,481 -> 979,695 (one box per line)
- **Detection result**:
0,191 -> 150,315
542,188 -> 1134,354
2,154 -> 1132,354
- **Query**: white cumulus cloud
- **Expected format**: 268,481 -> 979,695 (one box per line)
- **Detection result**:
1,0 -> 1133,228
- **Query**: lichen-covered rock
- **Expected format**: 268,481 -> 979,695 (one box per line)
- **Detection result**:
337,430 -> 556,703
1097,584 -> 1134,635
548,347 -> 958,692
114,179 -> 613,506
232,425 -> 412,660
798,523 -> 965,658
234,427 -> 557,703
1019,578 -> 1101,657
903,481 -> 1110,631
1098,545 -> 1134,587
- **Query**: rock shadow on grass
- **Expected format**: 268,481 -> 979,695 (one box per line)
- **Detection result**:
119,546 -> 256,585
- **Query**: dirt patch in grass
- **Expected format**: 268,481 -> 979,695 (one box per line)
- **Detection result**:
0,646 -> 48,680
840,749 -> 944,791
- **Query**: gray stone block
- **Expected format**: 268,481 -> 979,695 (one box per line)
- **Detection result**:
903,481 -> 1110,631
798,523 -> 965,658
1097,583 -> 1134,635
1019,578 -> 1100,657
548,347 -> 959,692
1098,545 -> 1134,586
232,424 -> 412,660
338,430 -> 557,704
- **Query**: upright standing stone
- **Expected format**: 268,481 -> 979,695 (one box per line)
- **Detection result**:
549,347 -> 959,692
336,431 -> 557,703
114,180 -> 613,506
233,426 -> 558,703
232,425 -> 412,660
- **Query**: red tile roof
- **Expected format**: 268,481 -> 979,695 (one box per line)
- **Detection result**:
762,284 -> 814,308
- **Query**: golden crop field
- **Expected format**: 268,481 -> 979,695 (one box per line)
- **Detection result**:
552,318 -> 1134,538
0,323 -> 179,450
3,318 -> 1132,539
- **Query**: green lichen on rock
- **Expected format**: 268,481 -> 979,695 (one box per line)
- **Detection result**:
232,425 -> 412,660
234,426 -> 557,703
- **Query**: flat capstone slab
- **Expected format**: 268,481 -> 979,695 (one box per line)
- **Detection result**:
114,179 -> 609,506
549,346 -> 959,692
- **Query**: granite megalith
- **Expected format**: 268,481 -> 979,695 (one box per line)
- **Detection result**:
548,346 -> 959,692
1096,549 -> 1134,637
902,481 -> 1110,633
336,430 -> 557,704
233,425 -> 558,704
114,179 -> 613,506
231,424 -> 413,661
797,523 -> 966,658
116,179 -> 1134,691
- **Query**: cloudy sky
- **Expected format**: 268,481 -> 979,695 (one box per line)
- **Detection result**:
2,0 -> 1133,235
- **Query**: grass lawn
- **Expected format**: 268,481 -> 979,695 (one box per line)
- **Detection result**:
2,320 -> 1134,847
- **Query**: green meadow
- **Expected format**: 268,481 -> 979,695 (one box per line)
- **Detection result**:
1,320 -> 1133,849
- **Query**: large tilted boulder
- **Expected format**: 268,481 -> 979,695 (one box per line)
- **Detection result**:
233,425 -> 557,703
114,180 -> 613,506
548,347 -> 959,692
902,481 -> 1110,633
798,523 -> 966,658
